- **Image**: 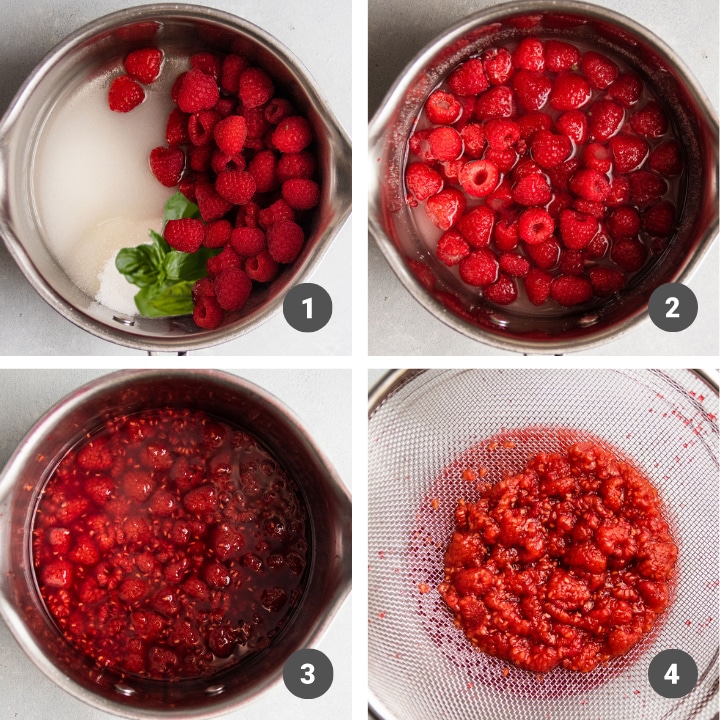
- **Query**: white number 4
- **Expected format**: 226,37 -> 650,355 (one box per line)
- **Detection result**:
300,662 -> 315,685
664,663 -> 680,685
302,297 -> 312,319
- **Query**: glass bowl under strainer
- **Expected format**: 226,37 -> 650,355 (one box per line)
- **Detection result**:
368,1 -> 719,354
368,369 -> 718,720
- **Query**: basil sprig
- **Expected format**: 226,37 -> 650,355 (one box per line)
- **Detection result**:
116,193 -> 219,318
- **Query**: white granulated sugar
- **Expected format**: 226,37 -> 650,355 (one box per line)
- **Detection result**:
96,250 -> 142,317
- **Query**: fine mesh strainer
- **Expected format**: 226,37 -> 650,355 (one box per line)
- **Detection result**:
368,369 -> 718,720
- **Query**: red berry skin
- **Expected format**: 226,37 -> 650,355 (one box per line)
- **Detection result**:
606,175 -> 631,207
550,274 -> 593,306
474,86 -> 515,120
457,206 -> 495,248
513,70 -> 552,112
581,143 -> 612,173
166,108 -> 190,146
458,249 -> 499,287
267,219 -> 305,263
215,170 -> 256,205
460,123 -> 486,158
648,140 -> 683,177
125,48 -> 164,84
244,250 -> 279,283
214,115 -> 247,155
282,178 -> 320,210
164,218 -> 205,253
568,169 -> 610,202
643,201 -> 676,236
425,188 -> 466,230
230,227 -> 266,257
483,47 -> 513,85
584,227 -> 610,258
41,560 -> 74,589
558,250 -> 585,275
220,54 -> 248,93
494,219 -> 519,251
629,171 -> 668,205
428,127 -> 463,161
405,162 -> 443,202
448,58 -> 489,95
238,67 -> 274,109
459,159 -> 500,197
108,75 -> 145,112
193,295 -> 223,329
206,247 -> 241,276
524,268 -> 553,305
486,180 -> 514,213
549,73 -> 591,111
425,90 -> 462,125
580,51 -> 618,90
588,100 -> 624,142
272,116 -> 312,153
559,209 -> 598,250
607,73 -> 643,107
607,206 -> 641,240
483,273 -> 518,304
531,130 -> 572,169
277,151 -> 316,183
512,173 -> 552,206
526,237 -> 560,269
589,266 -> 626,296
436,230 -> 470,266
485,119 -> 520,150
149,146 -> 185,187
629,101 -> 669,138
609,134 -> 649,174
213,267 -> 252,311
513,38 -> 545,71
195,183 -> 233,221
519,208 -> 555,245
555,110 -> 587,144
176,69 -> 219,113
499,253 -> 530,277
611,237 -> 647,272
545,40 -> 579,72
78,441 -> 113,471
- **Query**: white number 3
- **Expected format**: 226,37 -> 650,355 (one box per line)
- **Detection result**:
300,662 -> 315,684
664,663 -> 679,685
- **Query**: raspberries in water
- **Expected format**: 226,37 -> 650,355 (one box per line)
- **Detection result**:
108,75 -> 145,112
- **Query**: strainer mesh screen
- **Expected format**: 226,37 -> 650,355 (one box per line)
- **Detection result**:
368,369 -> 718,720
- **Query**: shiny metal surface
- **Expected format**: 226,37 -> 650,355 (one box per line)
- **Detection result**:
0,370 -> 352,718
369,0 -> 719,354
0,4 -> 351,352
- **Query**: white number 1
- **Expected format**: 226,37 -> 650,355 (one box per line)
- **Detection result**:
664,663 -> 679,685
665,297 -> 680,318
302,297 -> 312,319
300,662 -> 315,684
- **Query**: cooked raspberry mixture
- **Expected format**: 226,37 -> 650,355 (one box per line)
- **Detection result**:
32,409 -> 308,680
109,47 -> 321,328
405,38 -> 684,309
439,443 -> 677,673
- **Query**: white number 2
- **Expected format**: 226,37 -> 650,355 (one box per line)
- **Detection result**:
665,297 -> 680,318
302,297 -> 313,319
300,662 -> 315,685
664,663 -> 679,685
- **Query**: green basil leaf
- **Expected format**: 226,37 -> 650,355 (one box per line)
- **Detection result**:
162,192 -> 201,228
164,247 -> 221,282
134,281 -> 195,318
115,246 -> 160,288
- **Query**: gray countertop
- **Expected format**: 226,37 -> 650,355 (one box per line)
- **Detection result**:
0,0 -> 351,356
369,0 -> 719,357
0,369 -> 351,719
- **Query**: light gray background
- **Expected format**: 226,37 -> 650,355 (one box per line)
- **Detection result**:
0,369 -> 351,720
368,0 -> 719,357
0,0 -> 351,356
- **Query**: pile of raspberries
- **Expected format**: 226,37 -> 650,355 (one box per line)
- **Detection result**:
404,37 -> 683,309
108,47 -> 320,329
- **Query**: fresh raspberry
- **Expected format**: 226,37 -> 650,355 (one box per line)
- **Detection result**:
238,67 -> 274,108
609,134 -> 649,174
220,54 -> 248,93
425,90 -> 462,125
482,47 -> 513,85
190,52 -> 222,82
195,183 -> 233,221
526,237 -> 560,269
513,38 -> 545,71
579,51 -> 618,90
282,178 -> 320,210
460,123 -> 486,158
606,206 -> 641,239
212,267 -> 252,311
187,147 -> 211,175
493,219 -> 519,251
587,100 -> 624,142
518,207 -> 555,244
559,249 -> 586,275
272,116 -> 312,153
474,86 -> 515,120
484,273 -> 518,304
405,162 -> 443,202
425,188 -> 466,230
512,70 -> 552,111
125,48 -> 164,84
629,101 -> 669,138
524,268 -> 553,305
580,142 -> 611,173
264,98 -> 294,125
277,151 -> 316,182
458,249 -> 499,286
555,110 -> 587,144
606,175 -> 630,207
607,73 -> 643,107
484,147 -> 517,173
428,127 -> 463,161
408,129 -> 434,161
171,72 -> 186,103
448,57 -> 489,95
240,200 -> 260,228
511,159 -> 543,181
203,219 -> 232,248
583,227 -> 610,258
486,179 -> 514,213
643,201 -> 676,236
499,252 -> 530,277
215,170 -> 256,205
230,227 -> 265,257
648,140 -> 683,177
517,111 -> 552,140
78,440 -> 113,471
164,218 -> 205,253
544,40 -> 579,72
573,198 -> 605,218
178,173 -> 199,202
192,277 -> 215,301
258,199 -> 295,230
611,237 -> 647,272
436,230 -> 470,266
457,206 -> 495,248
176,69 -> 219,113
193,295 -> 223,329
550,274 -> 592,306
206,246 -> 241,275
215,96 -> 237,117
267,220 -> 305,263
531,130 -> 572,169
166,108 -> 190,146
459,159 -> 500,197
149,146 -> 185,187
188,109 -> 220,146
244,250 -> 279,283
546,188 -> 573,218
247,150 -> 278,192
213,115 -> 247,155
559,209 -> 598,250
442,159 -> 464,184
484,119 -> 520,150
629,171 -> 668,205
589,266 -> 626,296
243,107 -> 270,143
549,72 -> 591,111
568,169 -> 610,202
512,173 -> 552,206
108,75 -> 145,112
